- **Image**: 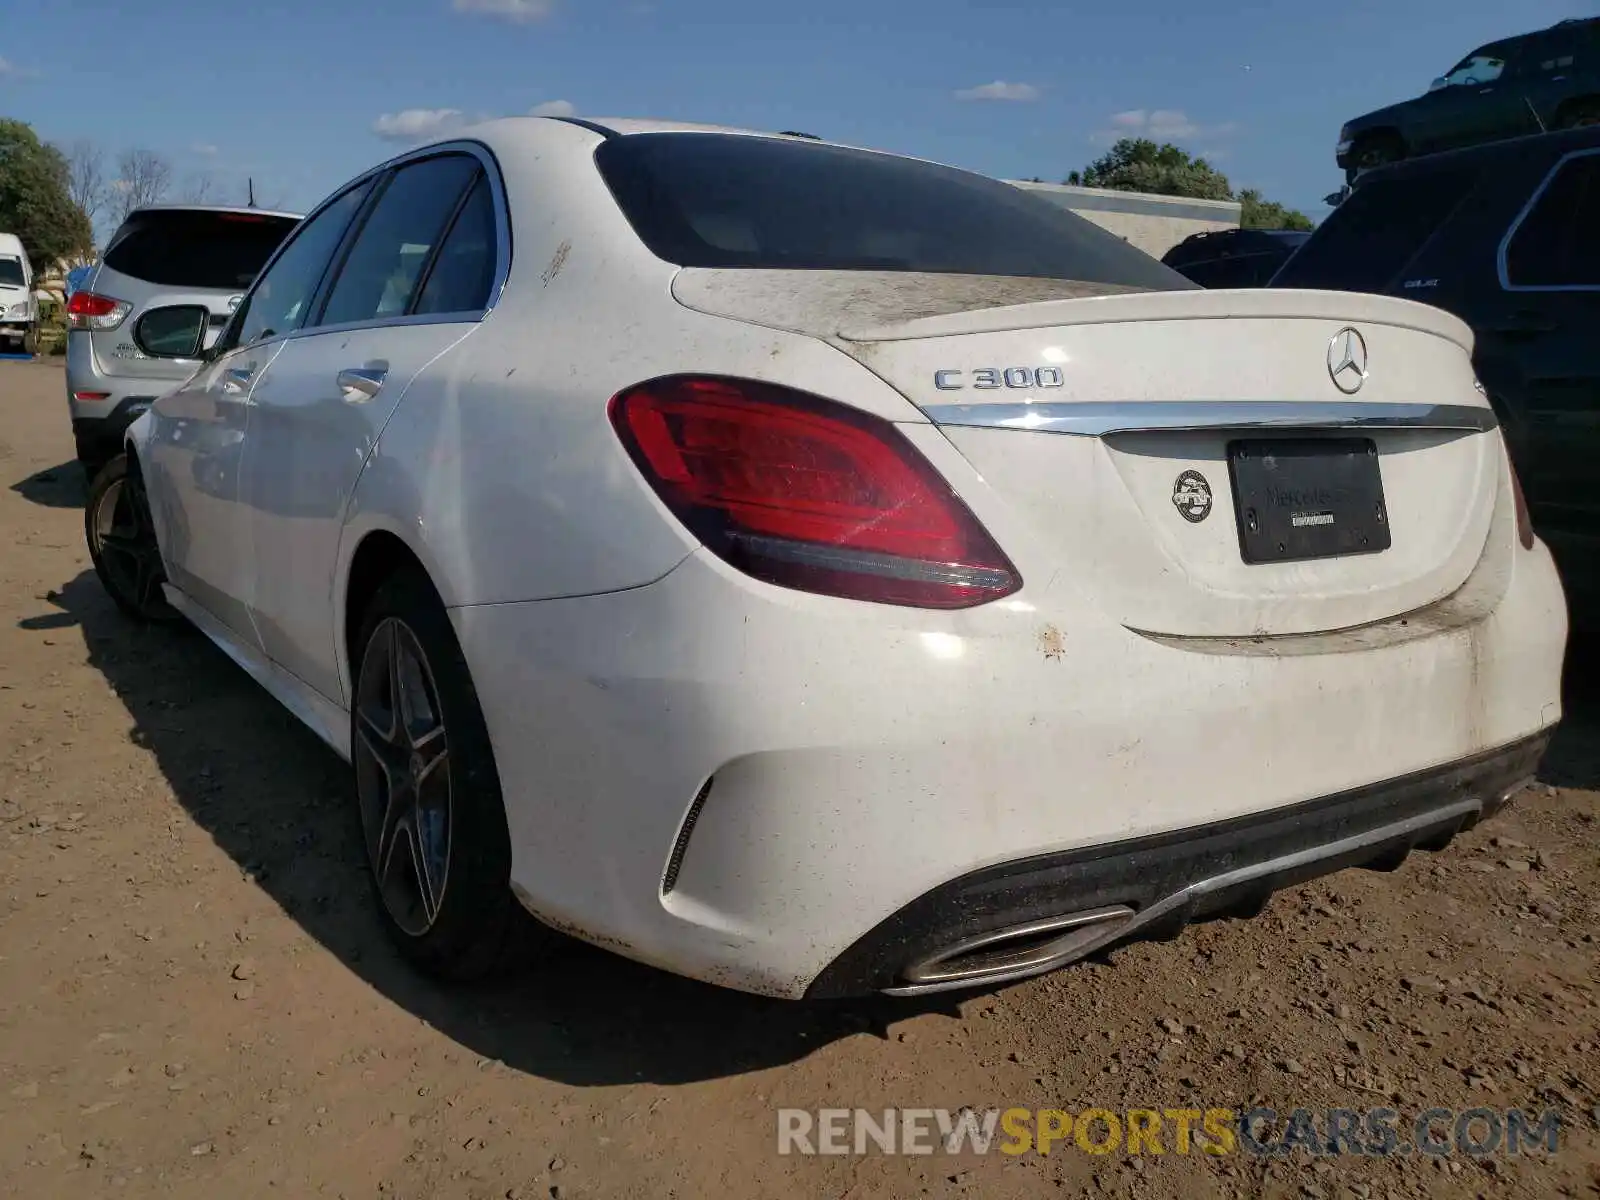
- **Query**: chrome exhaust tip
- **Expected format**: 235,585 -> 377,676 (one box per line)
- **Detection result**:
896,906 -> 1136,992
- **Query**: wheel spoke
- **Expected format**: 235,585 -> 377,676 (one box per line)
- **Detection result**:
411,725 -> 448,787
132,553 -> 158,611
408,816 -> 444,927
388,625 -> 412,746
373,783 -> 411,887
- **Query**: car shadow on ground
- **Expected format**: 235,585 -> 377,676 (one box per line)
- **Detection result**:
9,460 -> 86,509
26,570 -> 963,1087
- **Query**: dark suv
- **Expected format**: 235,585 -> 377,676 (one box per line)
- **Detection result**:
1275,126 -> 1600,626
1337,18 -> 1600,183
1161,228 -> 1311,288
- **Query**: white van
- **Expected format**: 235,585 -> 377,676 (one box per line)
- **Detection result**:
0,233 -> 38,355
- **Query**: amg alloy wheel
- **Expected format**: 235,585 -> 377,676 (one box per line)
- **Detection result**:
353,616 -> 455,938
349,570 -> 551,979
85,455 -> 180,622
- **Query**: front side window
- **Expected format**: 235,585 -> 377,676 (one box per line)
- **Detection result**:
317,155 -> 481,328
1505,154 -> 1600,288
1439,47 -> 1510,88
234,181 -> 373,347
595,133 -> 1191,289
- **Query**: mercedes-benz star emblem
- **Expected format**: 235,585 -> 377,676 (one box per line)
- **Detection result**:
1172,470 -> 1213,523
1327,327 -> 1369,394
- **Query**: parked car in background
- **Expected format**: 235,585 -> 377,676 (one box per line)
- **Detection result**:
0,232 -> 38,355
1337,17 -> 1600,183
86,116 -> 1563,1000
66,205 -> 301,479
1161,228 -> 1311,288
1275,125 -> 1600,628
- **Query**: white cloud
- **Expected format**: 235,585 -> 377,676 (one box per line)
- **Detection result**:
452,0 -> 555,22
191,142 -> 220,157
0,56 -> 39,79
372,108 -> 468,142
1098,109 -> 1239,144
954,81 -> 1041,102
529,99 -> 577,117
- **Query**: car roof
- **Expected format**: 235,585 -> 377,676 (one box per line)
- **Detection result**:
426,114 -> 942,171
120,203 -> 304,222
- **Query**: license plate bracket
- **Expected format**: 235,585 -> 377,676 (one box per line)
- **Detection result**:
1227,437 -> 1390,564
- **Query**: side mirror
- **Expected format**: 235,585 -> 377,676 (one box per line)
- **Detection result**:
1428,76 -> 1449,92
133,305 -> 209,360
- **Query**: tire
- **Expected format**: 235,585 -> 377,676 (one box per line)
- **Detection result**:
1558,101 -> 1600,129
1345,134 -> 1404,185
349,567 -> 552,980
85,455 -> 182,623
22,323 -> 38,356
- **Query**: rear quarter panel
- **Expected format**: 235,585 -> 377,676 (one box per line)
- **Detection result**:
337,126 -> 926,689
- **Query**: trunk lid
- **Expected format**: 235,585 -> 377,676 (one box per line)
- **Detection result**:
675,272 -> 1500,638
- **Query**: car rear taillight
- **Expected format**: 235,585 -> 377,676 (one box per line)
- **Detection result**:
609,376 -> 1021,609
66,291 -> 132,331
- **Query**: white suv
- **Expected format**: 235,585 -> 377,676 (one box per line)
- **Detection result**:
65,205 -> 299,478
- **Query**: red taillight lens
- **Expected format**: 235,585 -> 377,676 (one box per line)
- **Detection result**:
609,376 -> 1021,608
66,290 -> 131,330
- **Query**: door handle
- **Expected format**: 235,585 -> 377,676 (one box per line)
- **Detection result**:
337,365 -> 388,401
221,366 -> 255,395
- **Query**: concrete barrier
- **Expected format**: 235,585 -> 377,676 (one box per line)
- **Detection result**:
1006,181 -> 1241,260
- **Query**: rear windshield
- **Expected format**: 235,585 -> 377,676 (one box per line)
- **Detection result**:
595,133 -> 1191,289
1271,170 -> 1478,292
103,210 -> 300,290
0,258 -> 24,287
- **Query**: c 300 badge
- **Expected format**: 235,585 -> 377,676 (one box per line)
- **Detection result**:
1172,470 -> 1213,523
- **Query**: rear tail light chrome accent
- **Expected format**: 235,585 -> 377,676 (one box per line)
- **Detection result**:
65,291 -> 133,331
609,375 -> 1021,609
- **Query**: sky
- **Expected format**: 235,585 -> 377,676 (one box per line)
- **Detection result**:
2,0 -> 1595,231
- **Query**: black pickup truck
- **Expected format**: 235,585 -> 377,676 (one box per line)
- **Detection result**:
1337,17 -> 1600,183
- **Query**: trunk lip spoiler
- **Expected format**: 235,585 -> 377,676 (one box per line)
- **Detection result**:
920,400 -> 1498,438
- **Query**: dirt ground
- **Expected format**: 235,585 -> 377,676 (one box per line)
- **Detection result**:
1,357 -> 1597,1200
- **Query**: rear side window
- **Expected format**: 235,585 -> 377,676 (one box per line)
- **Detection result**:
0,258 -> 24,287
103,210 -> 300,290
413,174 -> 498,315
1271,169 -> 1478,292
1505,153 -> 1600,288
595,133 -> 1190,290
317,155 -> 481,327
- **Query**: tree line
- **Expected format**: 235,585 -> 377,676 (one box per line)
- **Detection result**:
0,116 -> 267,273
1047,138 -> 1315,230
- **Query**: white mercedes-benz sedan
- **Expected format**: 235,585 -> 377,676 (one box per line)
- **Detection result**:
85,115 -> 1567,998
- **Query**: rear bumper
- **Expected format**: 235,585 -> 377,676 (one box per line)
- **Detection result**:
454,520 -> 1566,999
806,733 -> 1551,997
71,397 -> 156,470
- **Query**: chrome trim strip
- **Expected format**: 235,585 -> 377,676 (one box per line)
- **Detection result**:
883,797 -> 1484,996
920,400 -> 1498,437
